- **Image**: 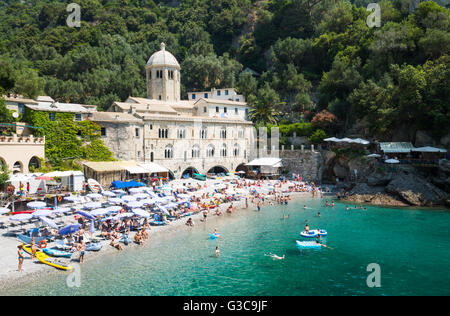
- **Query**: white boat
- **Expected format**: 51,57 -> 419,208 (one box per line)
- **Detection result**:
87,178 -> 103,193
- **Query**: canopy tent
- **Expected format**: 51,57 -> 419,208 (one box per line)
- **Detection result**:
124,166 -> 152,174
246,158 -> 282,167
139,163 -> 169,174
110,181 -> 145,189
379,142 -> 414,153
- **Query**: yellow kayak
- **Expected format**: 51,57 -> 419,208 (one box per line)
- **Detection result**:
22,243 -> 73,271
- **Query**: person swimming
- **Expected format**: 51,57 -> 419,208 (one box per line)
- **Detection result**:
215,246 -> 220,257
265,253 -> 285,260
317,212 -> 321,217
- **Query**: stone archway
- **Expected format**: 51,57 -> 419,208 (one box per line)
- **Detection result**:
12,161 -> 23,174
28,156 -> 41,171
181,167 -> 199,179
207,165 -> 229,175
235,163 -> 247,177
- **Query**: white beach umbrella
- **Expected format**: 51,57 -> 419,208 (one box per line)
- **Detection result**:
83,202 -> 102,209
90,208 -> 110,217
9,214 -> 33,221
105,206 -> 123,214
133,193 -> 149,199
366,154 -> 381,158
385,159 -> 400,164
32,209 -> 54,217
52,207 -> 71,214
0,207 -> 11,215
132,208 -> 150,218
412,146 -> 447,153
121,195 -> 137,202
87,193 -> 102,200
129,188 -> 145,194
39,216 -> 58,229
64,196 -> 81,202
113,212 -> 135,220
141,198 -> 156,205
126,201 -> 144,208
101,191 -> 116,197
108,197 -> 124,204
27,201 -> 47,209
112,189 -> 126,194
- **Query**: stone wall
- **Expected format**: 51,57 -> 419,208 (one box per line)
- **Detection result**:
269,149 -> 324,183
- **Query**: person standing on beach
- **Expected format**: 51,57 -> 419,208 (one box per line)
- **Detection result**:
30,237 -> 36,260
257,201 -> 261,212
215,246 -> 220,257
18,245 -> 24,272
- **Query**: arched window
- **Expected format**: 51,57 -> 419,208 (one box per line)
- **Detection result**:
220,127 -> 227,139
28,157 -> 41,170
200,127 -> 207,139
159,128 -> 168,138
177,127 -> 186,139
164,145 -> 173,159
233,144 -> 240,157
192,145 -> 200,158
221,144 -> 227,157
207,144 -> 215,157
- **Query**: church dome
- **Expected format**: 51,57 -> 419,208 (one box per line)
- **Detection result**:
146,43 -> 180,69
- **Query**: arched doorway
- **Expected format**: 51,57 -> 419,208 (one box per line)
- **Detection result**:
235,163 -> 247,177
168,170 -> 175,180
12,161 -> 23,174
207,166 -> 229,175
182,167 -> 199,179
28,156 -> 41,171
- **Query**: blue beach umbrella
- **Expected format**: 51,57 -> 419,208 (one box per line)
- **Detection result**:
39,216 -> 58,229
77,210 -> 95,220
58,224 -> 81,235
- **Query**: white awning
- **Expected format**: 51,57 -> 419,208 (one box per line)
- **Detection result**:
246,158 -> 282,167
139,163 -> 169,173
411,146 -> 447,153
125,166 -> 152,174
45,171 -> 84,177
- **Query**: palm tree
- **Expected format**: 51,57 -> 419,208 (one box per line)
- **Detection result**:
248,83 -> 284,125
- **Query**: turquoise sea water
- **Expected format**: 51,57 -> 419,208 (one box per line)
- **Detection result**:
3,198 -> 450,296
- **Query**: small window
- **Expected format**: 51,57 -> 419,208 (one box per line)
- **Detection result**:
224,107 -> 227,113
135,128 -> 140,137
203,107 -> 207,113
159,95 -> 162,100
49,113 -> 55,121
101,127 -> 106,137
137,151 -> 141,158
192,94 -> 196,100
216,107 -> 219,113
204,93 -> 208,99
75,114 -> 82,121
217,90 -> 221,96
225,90 -> 229,95
235,108 -> 238,115
150,124 -> 153,130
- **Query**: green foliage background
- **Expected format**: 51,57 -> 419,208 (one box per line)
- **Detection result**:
0,0 -> 448,142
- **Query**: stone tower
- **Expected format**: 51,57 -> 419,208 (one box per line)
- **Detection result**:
145,43 -> 181,102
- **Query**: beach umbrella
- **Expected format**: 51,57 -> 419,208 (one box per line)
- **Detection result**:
366,154 -> 381,158
140,198 -> 156,205
412,146 -> 447,153
385,159 -> 400,164
87,193 -> 102,200
165,203 -> 178,209
83,202 -> 102,209
112,189 -> 126,194
105,206 -> 123,214
158,206 -> 170,216
52,207 -> 71,214
132,193 -> 149,200
58,224 -> 81,235
121,195 -> 137,202
108,197 -> 124,204
9,214 -> 33,221
77,210 -> 95,220
100,216 -> 115,222
64,196 -> 81,202
129,188 -> 145,194
27,201 -> 47,209
177,194 -> 190,199
32,209 -> 54,217
126,201 -> 144,208
113,212 -> 135,220
39,216 -> 58,229
132,208 -> 150,218
90,208 -> 109,217
101,191 -> 116,197
0,207 -> 10,215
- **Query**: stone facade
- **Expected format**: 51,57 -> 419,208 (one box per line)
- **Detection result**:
0,134 -> 45,173
93,43 -> 254,179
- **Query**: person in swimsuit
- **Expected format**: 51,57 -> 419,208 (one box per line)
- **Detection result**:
18,245 -> 25,272
305,224 -> 310,233
30,237 -> 36,260
79,243 -> 86,263
215,246 -> 220,257
265,253 -> 285,260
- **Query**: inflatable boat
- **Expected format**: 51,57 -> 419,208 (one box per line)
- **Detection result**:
296,241 -> 322,249
300,229 -> 328,238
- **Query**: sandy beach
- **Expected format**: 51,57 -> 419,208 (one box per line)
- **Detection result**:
0,178 -> 321,292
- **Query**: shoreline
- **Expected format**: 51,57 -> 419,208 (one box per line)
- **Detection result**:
0,191 -> 315,292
